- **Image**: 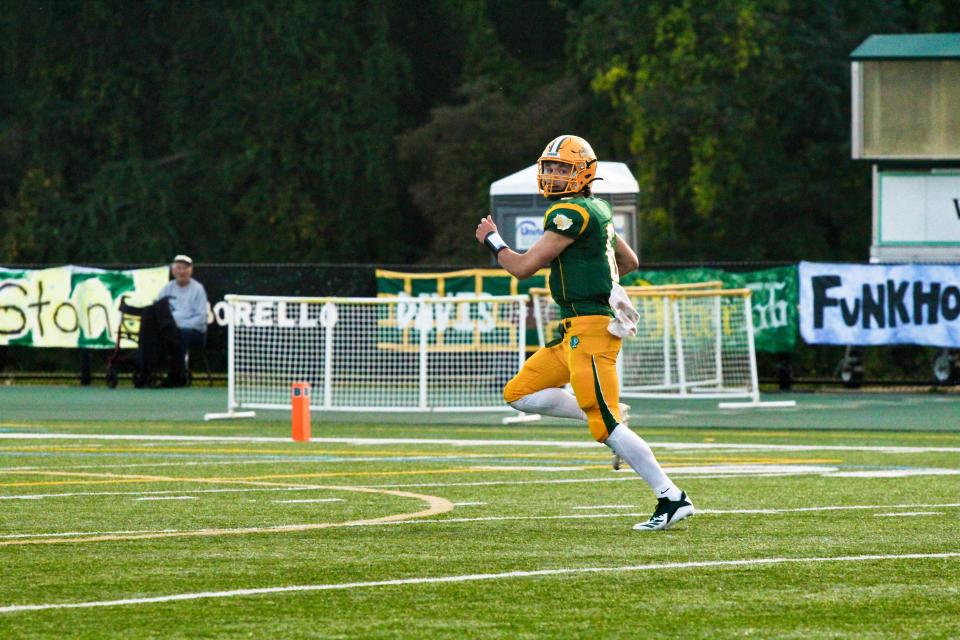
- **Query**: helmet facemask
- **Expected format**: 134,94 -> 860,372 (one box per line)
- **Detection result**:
537,135 -> 598,197
538,159 -> 584,197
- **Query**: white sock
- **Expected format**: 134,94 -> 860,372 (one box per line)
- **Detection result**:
509,388 -> 587,421
605,424 -> 681,500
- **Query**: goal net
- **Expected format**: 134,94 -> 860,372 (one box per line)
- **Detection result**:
206,294 -> 527,418
530,282 -> 722,348
531,285 -> 794,408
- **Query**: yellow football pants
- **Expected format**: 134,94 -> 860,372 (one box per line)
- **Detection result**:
503,315 -> 623,443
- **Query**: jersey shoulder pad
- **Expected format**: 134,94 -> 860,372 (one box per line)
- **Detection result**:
543,202 -> 590,238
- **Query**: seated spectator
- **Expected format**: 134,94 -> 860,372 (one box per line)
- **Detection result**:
156,254 -> 208,386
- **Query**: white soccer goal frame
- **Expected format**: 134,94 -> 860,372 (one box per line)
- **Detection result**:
530,285 -> 795,409
205,294 -> 529,420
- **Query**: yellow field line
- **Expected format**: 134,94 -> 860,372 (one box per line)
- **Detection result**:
1,479 -> 172,488
0,484 -> 454,547
0,467 -> 503,488
0,445 -> 592,459
0,445 -> 846,465
656,457 -> 843,464
0,454 -> 845,487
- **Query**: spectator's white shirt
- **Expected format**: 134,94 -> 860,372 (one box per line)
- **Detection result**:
156,279 -> 208,333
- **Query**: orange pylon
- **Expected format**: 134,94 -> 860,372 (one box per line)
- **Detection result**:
291,382 -> 311,442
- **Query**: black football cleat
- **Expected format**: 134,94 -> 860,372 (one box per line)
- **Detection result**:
633,491 -> 695,531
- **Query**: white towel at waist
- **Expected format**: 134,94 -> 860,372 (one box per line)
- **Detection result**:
607,283 -> 639,338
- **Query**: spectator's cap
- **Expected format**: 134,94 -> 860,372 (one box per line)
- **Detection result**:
172,254 -> 193,265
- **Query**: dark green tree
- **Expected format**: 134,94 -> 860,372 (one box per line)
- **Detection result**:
398,79 -> 584,263
0,1 -> 422,263
569,0 -> 960,262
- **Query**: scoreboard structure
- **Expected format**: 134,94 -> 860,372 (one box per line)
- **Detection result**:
850,33 -> 960,263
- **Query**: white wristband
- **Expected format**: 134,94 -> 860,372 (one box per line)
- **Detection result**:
484,231 -> 508,256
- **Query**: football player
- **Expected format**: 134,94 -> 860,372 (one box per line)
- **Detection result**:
475,135 -> 694,531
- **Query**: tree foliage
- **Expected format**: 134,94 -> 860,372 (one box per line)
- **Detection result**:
1,1 -> 421,263
1,0 -> 958,265
570,0 -> 960,261
399,79 -> 583,263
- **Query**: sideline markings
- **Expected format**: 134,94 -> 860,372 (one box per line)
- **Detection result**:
3,502 -> 959,544
1,529 -> 180,540
574,505 -> 637,510
829,469 -> 960,478
2,552 -> 958,614
0,487 -> 318,500
2,432 -> 960,453
0,467 -> 494,489
0,471 -> 454,546
4,464 -> 959,501
0,455 -> 845,474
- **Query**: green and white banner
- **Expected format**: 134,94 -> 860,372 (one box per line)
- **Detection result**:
0,266 -> 169,348
377,266 -> 799,353
621,266 -> 799,352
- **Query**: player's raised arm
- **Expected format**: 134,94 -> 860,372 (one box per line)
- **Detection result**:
475,214 -> 573,280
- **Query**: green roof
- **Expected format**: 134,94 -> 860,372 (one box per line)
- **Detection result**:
851,33 -> 960,59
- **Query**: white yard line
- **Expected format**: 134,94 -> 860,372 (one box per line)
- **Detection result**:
697,503 -> 960,514
828,469 -> 960,478
1,529 -> 180,540
366,473 -> 815,489
0,455 -> 533,473
3,503 -> 959,541
573,505 -> 638,510
0,487 -> 319,500
0,475 -> 772,500
2,432 -> 960,453
135,496 -> 198,501
2,552 -> 958,614
470,466 -> 589,472
656,464 -> 840,475
0,460 -> 340,472
2,465 -> 958,502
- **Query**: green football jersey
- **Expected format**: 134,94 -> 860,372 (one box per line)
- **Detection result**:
543,196 -> 619,319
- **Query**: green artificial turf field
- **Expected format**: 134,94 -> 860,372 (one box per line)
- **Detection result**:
1,387 -> 959,638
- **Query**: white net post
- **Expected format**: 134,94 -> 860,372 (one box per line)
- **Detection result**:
517,297 -> 527,364
205,298 -> 255,420
713,294 -> 723,389
323,306 -> 334,409
503,295 -> 541,424
745,293 -> 761,404
228,308 -> 236,410
661,296 -> 672,389
718,292 -> 795,408
418,305 -> 428,410
672,297 -> 687,397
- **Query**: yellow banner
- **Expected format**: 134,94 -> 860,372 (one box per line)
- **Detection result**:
0,266 -> 169,348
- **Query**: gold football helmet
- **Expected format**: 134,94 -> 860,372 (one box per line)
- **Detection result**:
537,135 -> 598,197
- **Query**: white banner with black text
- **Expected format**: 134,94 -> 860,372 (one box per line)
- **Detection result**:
799,261 -> 960,346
